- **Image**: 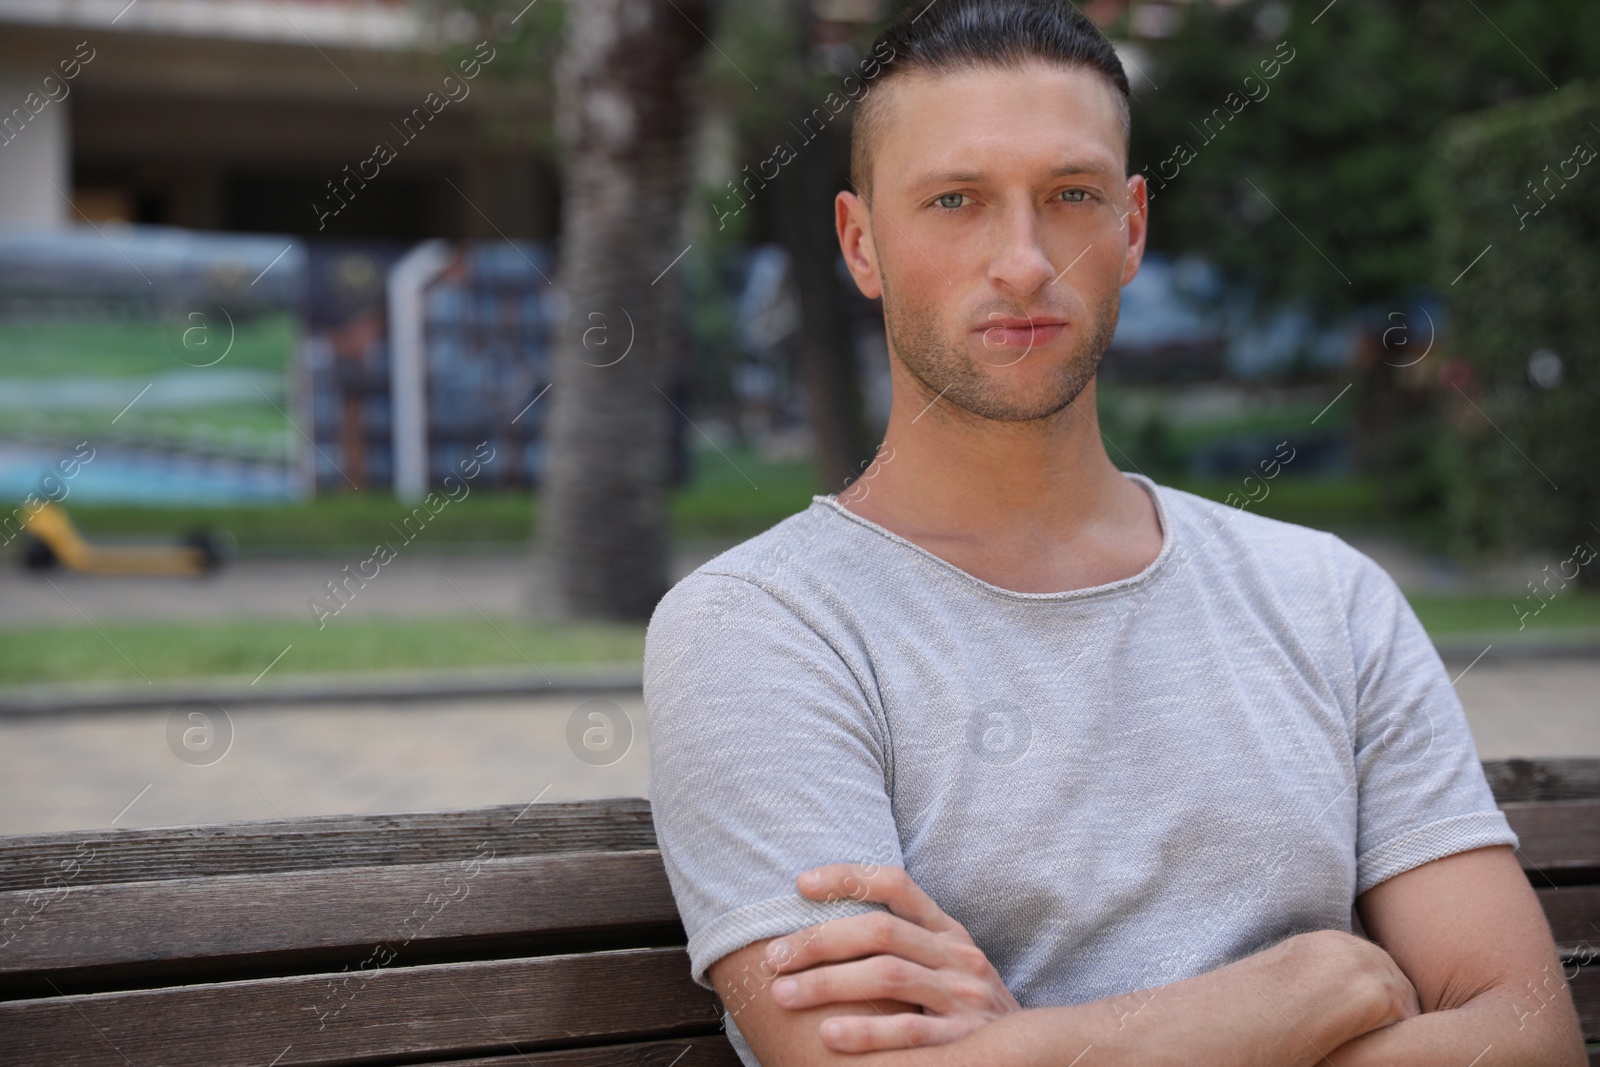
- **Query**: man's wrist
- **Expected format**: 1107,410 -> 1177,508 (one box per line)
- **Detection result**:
1266,929 -> 1413,1049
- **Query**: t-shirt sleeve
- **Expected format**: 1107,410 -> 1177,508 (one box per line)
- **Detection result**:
644,571 -> 901,989
1339,543 -> 1518,897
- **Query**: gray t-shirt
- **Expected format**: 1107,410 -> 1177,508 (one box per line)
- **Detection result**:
643,475 -> 1515,1064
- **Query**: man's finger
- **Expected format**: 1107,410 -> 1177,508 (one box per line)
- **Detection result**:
818,1010 -> 978,1053
796,863 -> 965,936
770,952 -> 984,1015
765,910 -> 971,976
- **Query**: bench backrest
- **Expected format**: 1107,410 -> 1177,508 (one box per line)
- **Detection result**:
0,797 -> 736,1065
0,759 -> 1595,1066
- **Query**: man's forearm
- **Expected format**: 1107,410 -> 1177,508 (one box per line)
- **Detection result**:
1323,968 -> 1587,1067
882,930 -> 1404,1067
1325,845 -> 1589,1066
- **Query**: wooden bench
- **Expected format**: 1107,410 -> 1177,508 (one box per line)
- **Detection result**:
0,758 -> 1595,1066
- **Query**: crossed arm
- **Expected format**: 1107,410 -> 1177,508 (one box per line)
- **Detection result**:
708,845 -> 1586,1066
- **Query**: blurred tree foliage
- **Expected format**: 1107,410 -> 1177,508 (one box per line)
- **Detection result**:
417,0 -> 569,155
1128,0 -> 1597,561
418,0 -> 802,210
1126,0 -> 1600,317
1434,83 -> 1598,578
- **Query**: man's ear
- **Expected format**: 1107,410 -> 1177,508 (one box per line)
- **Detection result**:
1120,173 -> 1149,287
836,190 -> 883,300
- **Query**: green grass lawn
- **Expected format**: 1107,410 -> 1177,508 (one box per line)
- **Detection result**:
1407,591 -> 1600,637
0,617 -> 646,688
45,447 -> 822,554
1163,474 -> 1385,531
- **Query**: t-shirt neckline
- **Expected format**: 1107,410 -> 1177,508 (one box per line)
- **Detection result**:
811,472 -> 1175,602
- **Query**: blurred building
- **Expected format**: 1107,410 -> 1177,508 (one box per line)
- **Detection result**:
300,238 -> 556,498
0,0 -> 554,239
0,0 -> 572,505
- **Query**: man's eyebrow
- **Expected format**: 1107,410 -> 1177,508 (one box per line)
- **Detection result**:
908,161 -> 1120,187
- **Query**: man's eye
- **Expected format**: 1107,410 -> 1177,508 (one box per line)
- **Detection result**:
1058,189 -> 1090,203
934,193 -> 967,210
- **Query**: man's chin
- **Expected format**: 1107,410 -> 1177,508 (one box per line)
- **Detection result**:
935,376 -> 1098,424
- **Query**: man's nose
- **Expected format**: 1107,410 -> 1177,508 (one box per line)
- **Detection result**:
986,205 -> 1057,295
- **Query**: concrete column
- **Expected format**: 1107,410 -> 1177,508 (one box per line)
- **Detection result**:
388,239 -> 454,502
0,70 -> 71,228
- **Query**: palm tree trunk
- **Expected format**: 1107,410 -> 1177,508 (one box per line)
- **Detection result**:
542,0 -> 711,621
775,0 -> 871,495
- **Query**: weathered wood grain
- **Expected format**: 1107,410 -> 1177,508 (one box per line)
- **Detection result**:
1571,962 -> 1598,1043
425,1036 -> 740,1065
0,798 -> 659,892
0,850 -> 681,984
0,947 -> 725,1067
1534,884 -> 1600,950
1504,800 -> 1600,875
1484,759 -> 1600,803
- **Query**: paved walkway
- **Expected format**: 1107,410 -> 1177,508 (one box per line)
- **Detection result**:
0,693 -> 652,836
2,662 -> 1595,836
1452,659 -> 1599,760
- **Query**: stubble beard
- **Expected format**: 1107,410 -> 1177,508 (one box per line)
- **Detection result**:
882,273 -> 1121,424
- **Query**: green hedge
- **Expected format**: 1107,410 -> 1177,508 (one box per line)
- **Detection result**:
1435,84 -> 1599,572
30,449 -> 821,556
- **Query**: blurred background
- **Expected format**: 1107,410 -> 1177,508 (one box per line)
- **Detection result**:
0,0 -> 1595,835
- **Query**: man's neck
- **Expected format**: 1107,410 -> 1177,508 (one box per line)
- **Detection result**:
834,375 -> 1164,594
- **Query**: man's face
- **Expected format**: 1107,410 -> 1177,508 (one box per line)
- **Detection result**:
838,62 -> 1146,423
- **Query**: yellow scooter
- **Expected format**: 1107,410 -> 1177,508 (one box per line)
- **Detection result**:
18,501 -> 223,576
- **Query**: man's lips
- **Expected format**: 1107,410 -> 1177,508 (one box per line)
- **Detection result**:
975,318 -> 1069,348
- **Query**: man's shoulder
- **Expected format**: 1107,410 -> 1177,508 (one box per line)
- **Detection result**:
1150,480 -> 1382,591
648,496 -> 858,630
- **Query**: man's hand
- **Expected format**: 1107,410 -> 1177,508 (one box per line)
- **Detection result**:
762,863 -> 1021,1052
1290,927 -> 1422,1031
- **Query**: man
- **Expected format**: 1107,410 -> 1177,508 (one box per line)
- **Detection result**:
642,2 -> 1586,1064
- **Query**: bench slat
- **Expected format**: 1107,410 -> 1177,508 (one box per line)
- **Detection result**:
0,947 -> 723,1067
0,851 -> 681,992
1536,885 -> 1600,950
1573,963 -> 1599,1043
1502,800 -> 1600,874
424,1036 -> 740,1065
1483,759 -> 1600,803
0,799 -> 658,892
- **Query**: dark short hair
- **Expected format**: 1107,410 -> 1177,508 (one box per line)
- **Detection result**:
850,0 -> 1132,198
